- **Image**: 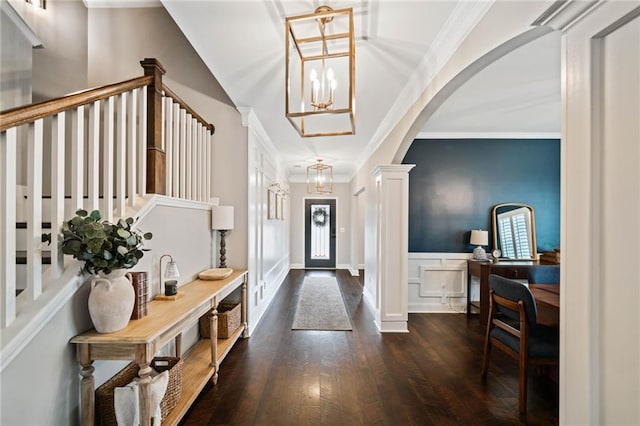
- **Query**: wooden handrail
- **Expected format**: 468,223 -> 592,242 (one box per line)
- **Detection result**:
163,85 -> 215,135
0,76 -> 153,131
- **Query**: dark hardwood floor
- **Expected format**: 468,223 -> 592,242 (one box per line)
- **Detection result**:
181,269 -> 558,425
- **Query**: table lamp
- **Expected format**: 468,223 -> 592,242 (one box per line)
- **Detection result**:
211,205 -> 234,268
470,229 -> 489,260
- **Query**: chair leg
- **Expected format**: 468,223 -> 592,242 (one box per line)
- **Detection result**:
481,337 -> 492,379
519,353 -> 528,414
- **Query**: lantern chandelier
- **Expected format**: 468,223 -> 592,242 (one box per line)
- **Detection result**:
307,159 -> 333,194
285,5 -> 355,137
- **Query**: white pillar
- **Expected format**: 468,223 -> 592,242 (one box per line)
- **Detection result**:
371,164 -> 415,332
535,2 -> 640,424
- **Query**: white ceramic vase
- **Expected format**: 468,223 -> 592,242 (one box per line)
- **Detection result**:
88,269 -> 135,333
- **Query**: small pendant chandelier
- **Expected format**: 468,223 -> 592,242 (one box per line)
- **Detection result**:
307,159 -> 333,194
285,6 -> 355,137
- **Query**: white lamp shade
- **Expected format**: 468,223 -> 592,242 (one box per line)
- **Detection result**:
211,206 -> 234,230
470,230 -> 488,246
165,261 -> 180,279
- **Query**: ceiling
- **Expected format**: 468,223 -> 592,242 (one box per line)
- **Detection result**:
159,0 -> 560,183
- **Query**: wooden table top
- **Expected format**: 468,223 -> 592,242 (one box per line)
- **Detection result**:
70,269 -> 247,345
530,287 -> 560,310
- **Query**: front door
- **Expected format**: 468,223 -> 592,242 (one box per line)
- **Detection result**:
304,199 -> 336,268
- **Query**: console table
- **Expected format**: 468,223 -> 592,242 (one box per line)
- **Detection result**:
70,269 -> 248,426
467,260 -> 539,328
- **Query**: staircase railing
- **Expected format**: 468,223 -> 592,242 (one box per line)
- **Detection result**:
0,58 -> 214,352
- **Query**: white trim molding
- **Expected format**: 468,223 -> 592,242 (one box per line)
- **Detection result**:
415,132 -> 561,140
371,164 -> 415,333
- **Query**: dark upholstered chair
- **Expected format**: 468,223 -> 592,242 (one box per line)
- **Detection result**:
481,274 -> 559,413
527,265 -> 560,285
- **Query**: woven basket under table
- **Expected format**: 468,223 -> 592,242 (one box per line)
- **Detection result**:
199,301 -> 242,339
95,356 -> 183,426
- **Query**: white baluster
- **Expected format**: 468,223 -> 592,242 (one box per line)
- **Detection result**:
103,96 -> 115,222
204,130 -> 210,202
163,97 -> 172,196
138,86 -> 147,197
172,103 -> 180,198
87,101 -> 100,212
185,113 -> 193,200
116,93 -> 126,217
194,121 -> 200,201
1,128 -> 17,326
197,125 -> 203,201
206,130 -> 212,201
27,119 -> 43,300
127,89 -> 138,207
71,106 -> 85,214
179,109 -> 187,199
51,112 -> 66,278
201,125 -> 206,201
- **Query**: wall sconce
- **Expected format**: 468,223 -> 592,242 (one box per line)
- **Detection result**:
470,230 -> 489,260
158,254 -> 180,296
211,206 -> 234,269
26,0 -> 46,9
268,182 -> 290,198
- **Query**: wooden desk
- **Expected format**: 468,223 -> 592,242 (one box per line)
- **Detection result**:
467,259 -> 540,328
70,270 -> 248,426
530,285 -> 560,327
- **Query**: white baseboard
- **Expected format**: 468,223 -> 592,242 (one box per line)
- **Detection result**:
409,299 -> 467,314
375,320 -> 409,333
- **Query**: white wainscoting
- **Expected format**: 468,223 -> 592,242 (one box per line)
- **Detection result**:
408,253 -> 472,313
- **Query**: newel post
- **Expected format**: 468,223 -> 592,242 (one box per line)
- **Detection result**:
140,58 -> 166,195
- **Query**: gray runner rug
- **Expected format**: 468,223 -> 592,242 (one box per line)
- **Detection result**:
292,276 -> 352,331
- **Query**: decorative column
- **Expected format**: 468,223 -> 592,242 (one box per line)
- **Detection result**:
140,58 -> 166,195
371,164 -> 415,332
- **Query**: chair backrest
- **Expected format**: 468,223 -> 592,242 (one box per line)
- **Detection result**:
527,265 -> 560,284
489,274 -> 537,325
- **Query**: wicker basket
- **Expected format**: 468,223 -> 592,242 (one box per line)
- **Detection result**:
95,357 -> 183,426
199,302 -> 241,339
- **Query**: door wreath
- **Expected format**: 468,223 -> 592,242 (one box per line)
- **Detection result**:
312,208 -> 328,227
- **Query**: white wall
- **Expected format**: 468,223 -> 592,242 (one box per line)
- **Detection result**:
1,3 -> 33,110
288,182 -> 351,269
350,187 -> 365,273
6,0 -> 89,102
242,109 -> 289,335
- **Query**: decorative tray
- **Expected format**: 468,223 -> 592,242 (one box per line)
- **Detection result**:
198,268 -> 233,281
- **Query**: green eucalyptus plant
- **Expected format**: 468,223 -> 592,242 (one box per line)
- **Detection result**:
43,209 -> 152,275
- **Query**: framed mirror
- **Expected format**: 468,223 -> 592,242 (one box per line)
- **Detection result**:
491,203 -> 537,260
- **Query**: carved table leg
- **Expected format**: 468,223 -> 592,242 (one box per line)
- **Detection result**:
241,278 -> 248,338
209,303 -> 219,384
137,362 -> 153,426
77,344 -> 94,426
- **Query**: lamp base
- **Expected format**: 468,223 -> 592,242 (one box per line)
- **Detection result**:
473,246 -> 487,260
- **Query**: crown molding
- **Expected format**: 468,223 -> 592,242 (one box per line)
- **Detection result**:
83,0 -> 161,8
532,0 -> 603,32
415,132 -> 561,140
238,107 -> 281,165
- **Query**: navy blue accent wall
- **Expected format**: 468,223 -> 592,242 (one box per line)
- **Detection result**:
402,139 -> 560,253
